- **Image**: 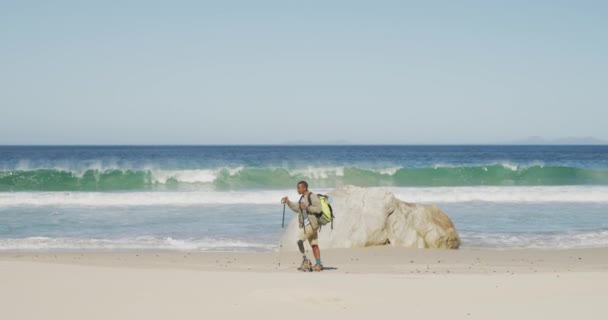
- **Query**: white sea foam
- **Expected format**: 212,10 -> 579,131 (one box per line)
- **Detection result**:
460,230 -> 608,249
290,166 -> 345,179
1,186 -> 607,207
0,236 -> 276,252
2,166 -> 351,184
390,186 -> 608,203
0,190 -> 293,206
374,167 -> 401,175
501,163 -> 519,171
2,232 -> 608,251
150,168 -> 243,184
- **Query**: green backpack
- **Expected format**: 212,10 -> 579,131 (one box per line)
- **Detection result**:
307,193 -> 335,230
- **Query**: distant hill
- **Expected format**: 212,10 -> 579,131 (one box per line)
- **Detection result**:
279,136 -> 608,145
282,139 -> 352,145
509,136 -> 608,145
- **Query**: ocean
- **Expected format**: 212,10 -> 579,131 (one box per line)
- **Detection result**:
1,145 -> 607,252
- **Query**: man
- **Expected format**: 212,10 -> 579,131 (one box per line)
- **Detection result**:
281,180 -> 324,272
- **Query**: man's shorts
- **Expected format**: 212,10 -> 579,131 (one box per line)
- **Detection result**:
297,224 -> 319,246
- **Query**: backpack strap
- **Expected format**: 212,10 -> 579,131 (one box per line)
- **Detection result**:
298,195 -> 305,231
308,192 -> 322,217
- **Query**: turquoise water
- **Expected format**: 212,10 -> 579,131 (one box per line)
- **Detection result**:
1,145 -> 607,251
3,164 -> 608,191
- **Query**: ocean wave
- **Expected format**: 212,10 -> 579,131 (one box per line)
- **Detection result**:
2,165 -> 608,191
0,236 -> 276,252
460,229 -> 608,249
3,231 -> 608,251
391,186 -> 608,203
1,186 -> 608,207
0,190 -> 292,206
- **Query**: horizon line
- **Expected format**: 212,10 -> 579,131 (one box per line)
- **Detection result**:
1,143 -> 608,147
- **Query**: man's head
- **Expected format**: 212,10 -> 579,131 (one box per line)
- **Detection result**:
296,180 -> 308,195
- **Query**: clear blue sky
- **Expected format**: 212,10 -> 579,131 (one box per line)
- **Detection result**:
1,1 -> 607,144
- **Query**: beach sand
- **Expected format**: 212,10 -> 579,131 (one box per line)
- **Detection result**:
1,247 -> 607,320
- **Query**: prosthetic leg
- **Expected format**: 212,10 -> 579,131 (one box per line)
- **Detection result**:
296,240 -> 312,272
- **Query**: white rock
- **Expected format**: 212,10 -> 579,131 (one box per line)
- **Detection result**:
280,185 -> 460,251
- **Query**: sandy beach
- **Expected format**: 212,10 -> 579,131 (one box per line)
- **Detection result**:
1,247 -> 607,320
4,0 -> 608,318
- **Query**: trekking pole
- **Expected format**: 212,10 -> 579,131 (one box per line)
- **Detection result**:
282,202 -> 286,228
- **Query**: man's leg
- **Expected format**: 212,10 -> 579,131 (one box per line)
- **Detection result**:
309,228 -> 323,271
296,231 -> 311,271
311,245 -> 320,260
297,240 -> 305,254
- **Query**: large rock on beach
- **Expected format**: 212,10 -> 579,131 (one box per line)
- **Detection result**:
280,185 -> 460,250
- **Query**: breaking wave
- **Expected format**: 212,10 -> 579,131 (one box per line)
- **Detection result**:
2,165 -> 608,191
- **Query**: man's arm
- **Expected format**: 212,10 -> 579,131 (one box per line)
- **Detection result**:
287,199 -> 301,213
305,192 -> 322,214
